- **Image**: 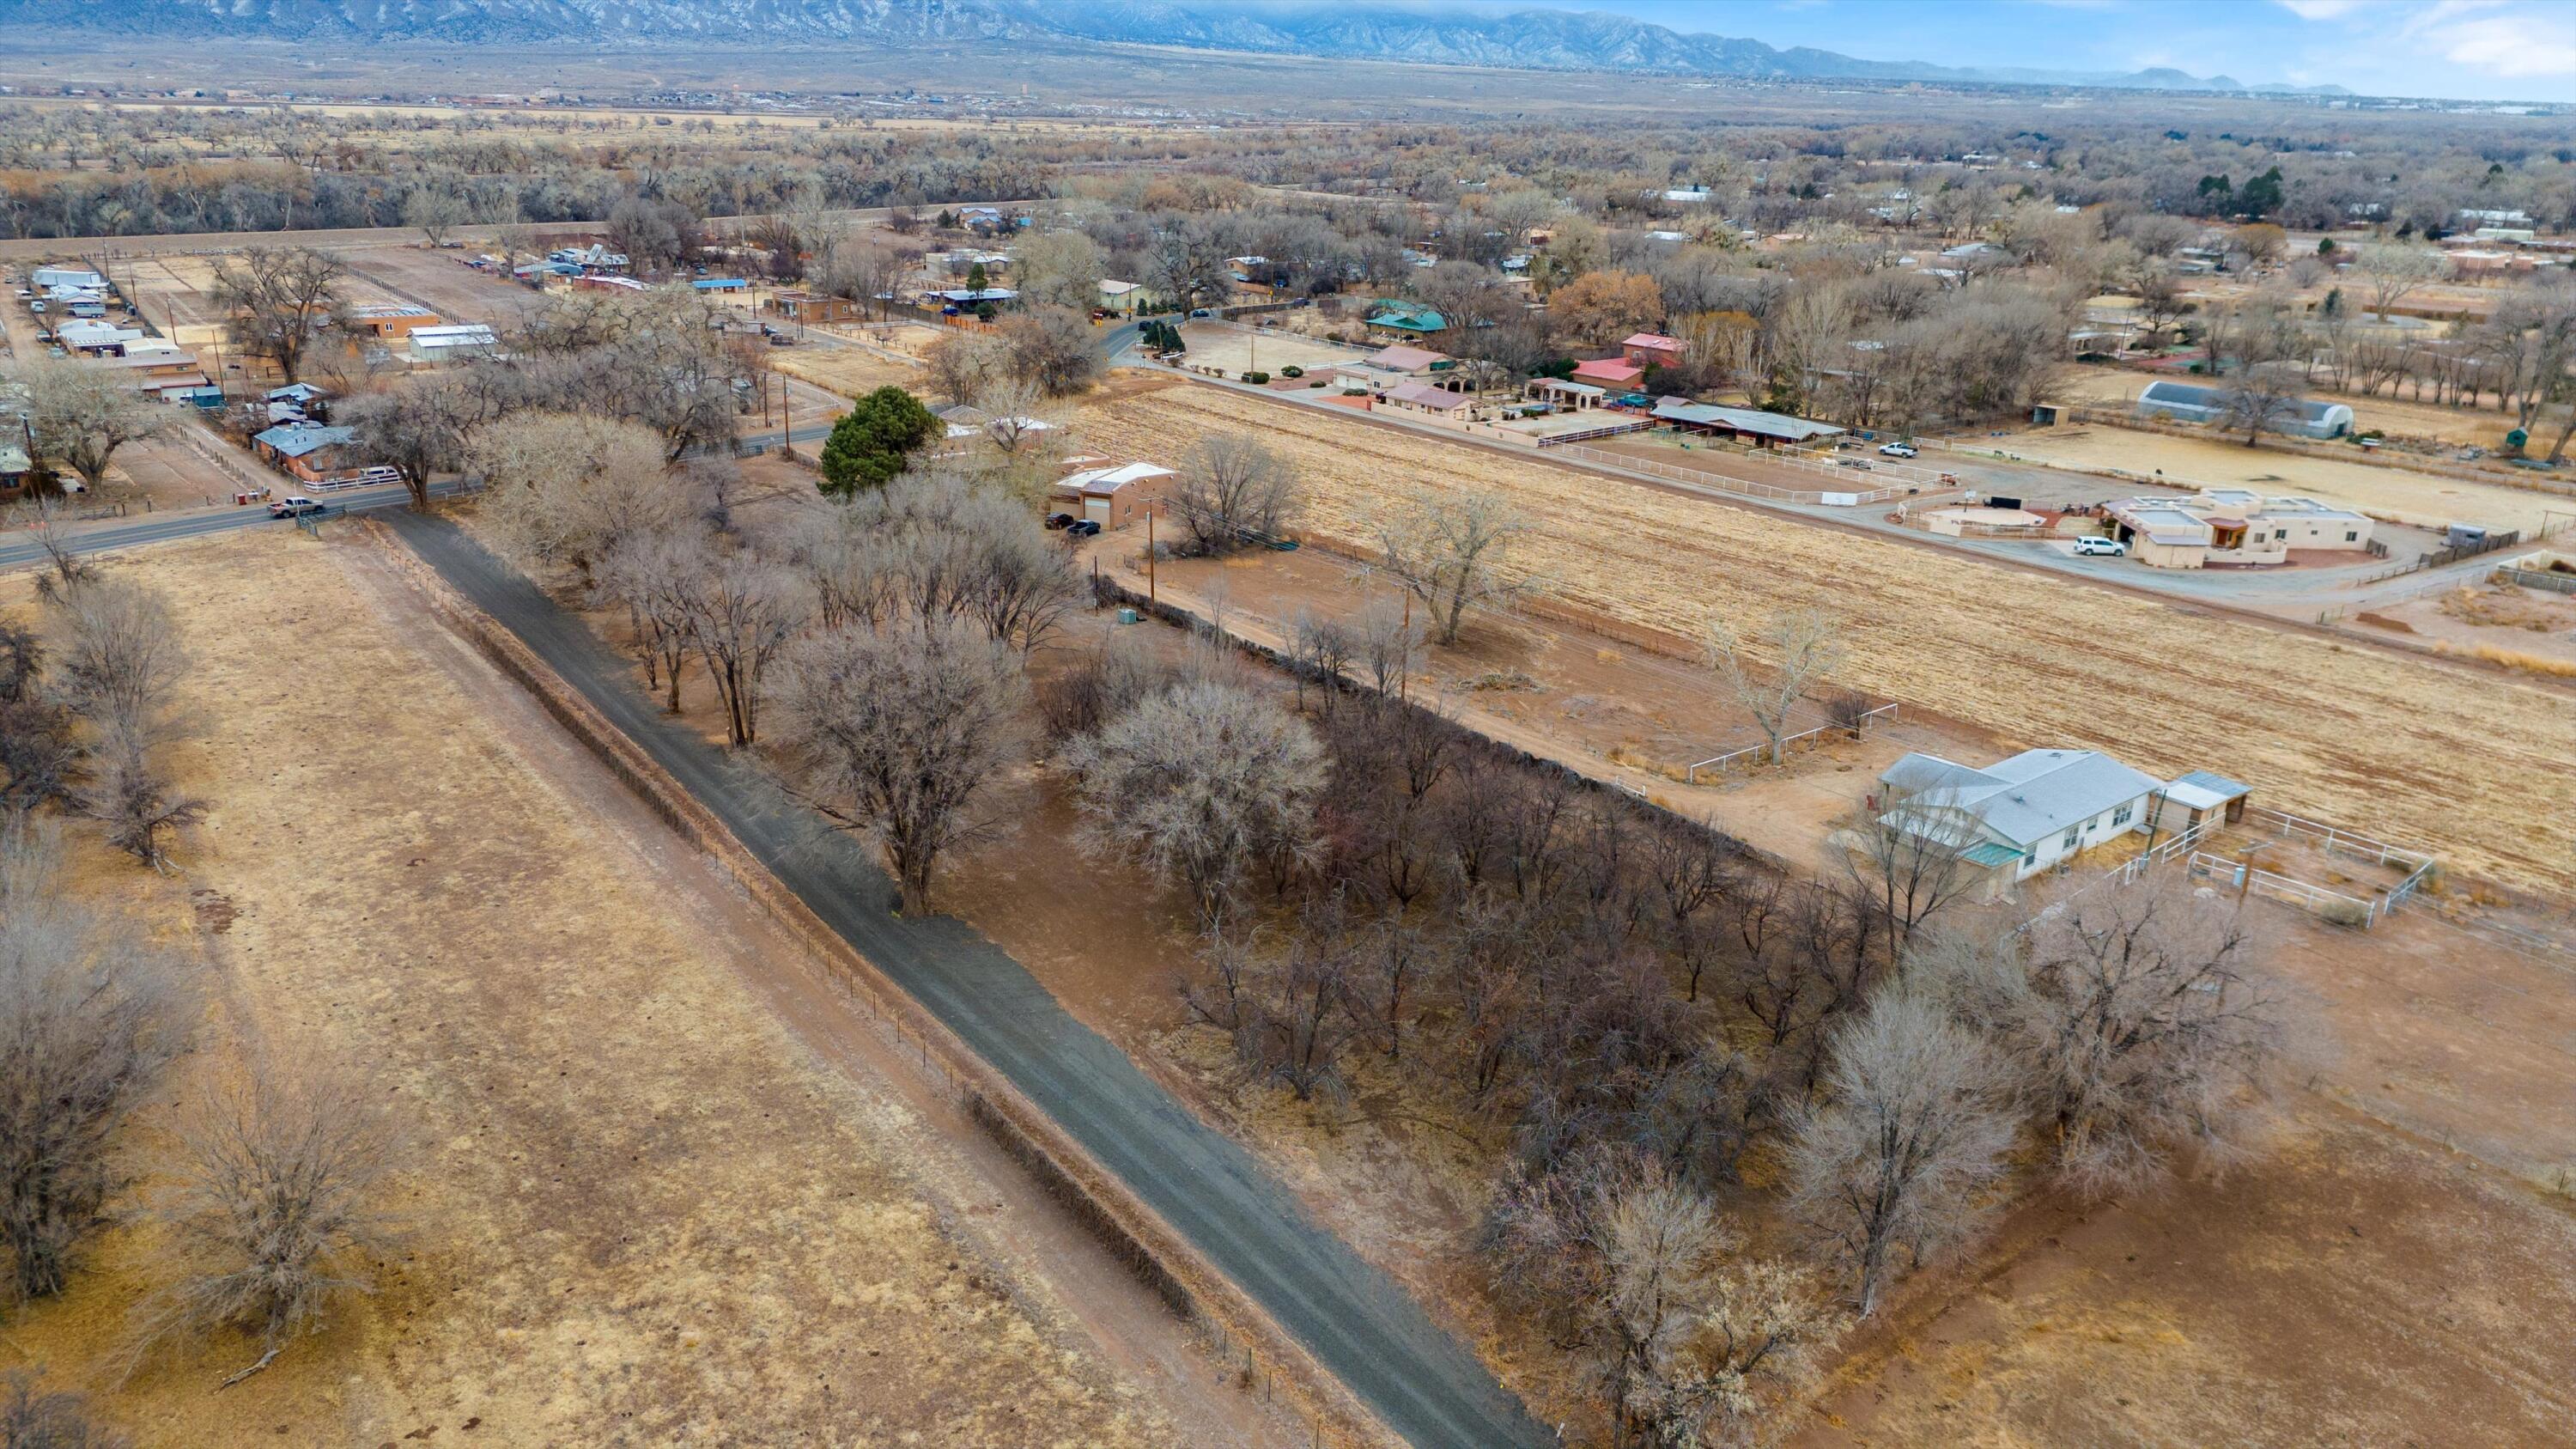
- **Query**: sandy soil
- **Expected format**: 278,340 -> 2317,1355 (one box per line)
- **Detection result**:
2352,581 -> 2576,674
2051,363 -> 2525,452
1176,323 -> 1373,378
1960,422 -> 2567,534
769,339 -> 924,399
337,247 -> 552,334
0,533 -> 1196,1448
1074,377 -> 2576,897
1793,1103 -> 2576,1448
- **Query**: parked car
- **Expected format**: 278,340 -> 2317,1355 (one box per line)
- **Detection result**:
27,301 -> 43,314
269,496 -> 325,518
1044,513 -> 1076,530
1066,519 -> 1102,538
351,466 -> 403,487
1878,441 -> 1919,459
2073,535 -> 2128,557
1189,307 -> 1214,319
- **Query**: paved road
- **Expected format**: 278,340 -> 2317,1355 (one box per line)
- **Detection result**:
383,512 -> 1549,1449
0,480 -> 465,571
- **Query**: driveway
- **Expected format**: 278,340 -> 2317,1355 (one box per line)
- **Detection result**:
382,512 -> 1548,1449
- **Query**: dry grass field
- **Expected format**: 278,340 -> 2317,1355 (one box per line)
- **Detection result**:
0,535 -> 1170,1448
769,338 -> 924,398
1077,379 -> 2576,897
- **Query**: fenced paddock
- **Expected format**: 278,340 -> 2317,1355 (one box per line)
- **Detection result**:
1550,441 -> 1927,508
1685,703 -> 1900,782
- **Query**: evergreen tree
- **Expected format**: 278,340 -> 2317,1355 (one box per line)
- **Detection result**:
817,386 -> 939,498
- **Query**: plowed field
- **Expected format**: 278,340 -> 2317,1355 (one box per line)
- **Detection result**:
1078,381 -> 2576,896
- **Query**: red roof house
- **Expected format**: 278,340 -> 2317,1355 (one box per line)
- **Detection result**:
1571,357 -> 1646,388
1621,332 -> 1686,368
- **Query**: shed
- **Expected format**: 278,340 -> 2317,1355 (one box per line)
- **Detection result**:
1571,357 -> 1646,389
2154,770 -> 2251,835
1051,460 -> 1173,530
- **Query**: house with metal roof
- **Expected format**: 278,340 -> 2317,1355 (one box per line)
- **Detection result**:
1877,747 -> 2166,881
2136,379 -> 2355,439
404,324 -> 500,364
1649,397 -> 1845,447
1363,303 -> 1446,338
1049,460 -> 1173,530
250,423 -> 365,482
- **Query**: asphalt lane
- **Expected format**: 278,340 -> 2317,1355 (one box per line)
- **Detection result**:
0,481 -> 465,570
383,511 -> 1549,1449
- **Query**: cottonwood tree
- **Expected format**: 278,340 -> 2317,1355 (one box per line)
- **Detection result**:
2217,360 -> 2306,447
2348,243 -> 2445,323
1167,433 -> 1300,556
1841,799 -> 1982,954
208,247 -> 345,385
595,525 -> 709,713
1370,486 -> 1528,647
126,1068 -> 394,1386
1786,984 -> 2016,1317
1009,229 -> 1105,313
996,305 -> 1103,397
920,330 -> 1009,409
400,185 -> 469,248
1991,885 -> 2279,1197
772,618 -> 1028,915
1490,1150 -> 1839,1446
0,624 -> 77,813
676,551 -> 807,749
11,359 -> 167,497
1066,682 -> 1327,930
1704,607 -> 1845,767
338,373 -> 489,511
0,823 -> 194,1302
471,413 -> 694,579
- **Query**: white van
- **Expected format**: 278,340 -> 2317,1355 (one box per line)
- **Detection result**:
2072,536 -> 2128,557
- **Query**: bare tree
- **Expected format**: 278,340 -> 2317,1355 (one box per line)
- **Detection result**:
1167,433 -> 1301,556
2217,360 -> 2306,448
0,623 -> 78,814
1490,1150 -> 1840,1446
1370,486 -> 1529,646
338,373 -> 489,511
207,247 -> 345,385
773,618 -> 1028,915
471,412 -> 694,579
995,305 -> 1103,397
1785,983 -> 2016,1317
9,359 -> 167,497
1065,682 -> 1327,929
0,823 -> 194,1302
675,551 -> 808,749
1841,798 -> 1982,953
2348,243 -> 2445,323
400,185 -> 470,248
1995,884 -> 2279,1197
45,576 -> 201,871
125,1068 -> 395,1386
1704,608 -> 1844,766
595,524 -> 711,712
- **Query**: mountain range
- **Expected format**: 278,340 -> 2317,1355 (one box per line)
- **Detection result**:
0,0 -> 2354,96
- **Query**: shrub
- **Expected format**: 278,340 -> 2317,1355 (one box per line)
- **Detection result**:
1279,365 -> 1304,378
1242,370 -> 1271,385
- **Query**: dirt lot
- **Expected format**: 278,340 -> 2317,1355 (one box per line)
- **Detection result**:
2354,580 -> 2576,676
0,534 -> 1204,1447
337,245 -> 553,332
1076,377 -> 2576,898
1959,420 -> 2567,534
769,337 -> 925,399
2050,362 -> 2527,452
109,253 -> 411,350
1176,322 -> 1373,378
1793,1100 -> 2576,1448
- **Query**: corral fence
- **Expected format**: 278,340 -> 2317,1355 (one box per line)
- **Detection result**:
1531,417 -> 1657,447
2187,850 -> 2385,928
1685,703 -> 1899,782
1549,441 -> 1927,508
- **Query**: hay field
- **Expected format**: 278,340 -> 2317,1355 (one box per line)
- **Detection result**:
1078,381 -> 2576,896
0,536 -> 1162,1447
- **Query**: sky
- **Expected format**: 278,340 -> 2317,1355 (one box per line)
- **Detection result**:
1493,0 -> 2576,102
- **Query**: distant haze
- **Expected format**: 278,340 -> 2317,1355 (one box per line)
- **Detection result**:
3,0 -> 2566,104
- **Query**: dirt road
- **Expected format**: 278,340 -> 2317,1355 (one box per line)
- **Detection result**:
383,511 -> 1548,1449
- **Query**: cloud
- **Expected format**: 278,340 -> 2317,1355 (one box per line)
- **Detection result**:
2275,0 -> 2361,16
2437,14 -> 2576,78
